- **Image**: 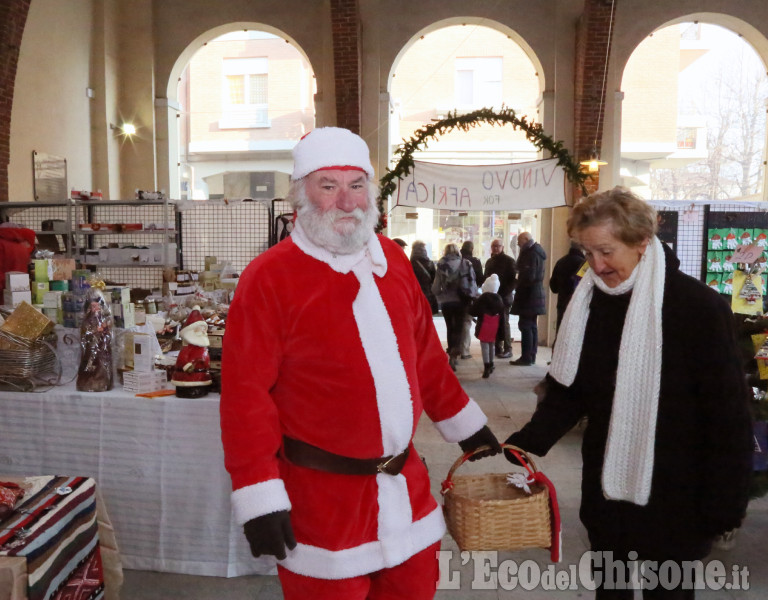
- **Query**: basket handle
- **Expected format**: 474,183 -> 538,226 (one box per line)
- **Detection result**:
441,443 -> 538,495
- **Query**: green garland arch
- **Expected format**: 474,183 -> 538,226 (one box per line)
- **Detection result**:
377,106 -> 590,231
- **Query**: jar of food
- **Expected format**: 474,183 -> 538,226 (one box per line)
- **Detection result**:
134,300 -> 147,325
146,298 -> 157,314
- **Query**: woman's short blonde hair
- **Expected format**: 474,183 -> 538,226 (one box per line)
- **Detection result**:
443,243 -> 459,256
567,187 -> 658,246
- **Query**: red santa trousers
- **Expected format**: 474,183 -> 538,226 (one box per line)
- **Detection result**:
277,541 -> 441,600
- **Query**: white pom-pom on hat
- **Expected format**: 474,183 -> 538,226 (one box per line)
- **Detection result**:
291,127 -> 375,181
482,273 -> 500,294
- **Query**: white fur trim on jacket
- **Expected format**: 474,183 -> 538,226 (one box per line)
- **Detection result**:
352,262 -> 413,454
432,399 -> 487,443
279,505 -> 445,579
231,479 -> 292,526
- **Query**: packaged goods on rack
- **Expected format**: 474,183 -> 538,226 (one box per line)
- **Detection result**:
3,270 -> 31,307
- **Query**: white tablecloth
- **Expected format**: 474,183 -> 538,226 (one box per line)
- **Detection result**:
0,382 -> 274,577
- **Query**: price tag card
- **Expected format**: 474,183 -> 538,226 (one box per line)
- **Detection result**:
730,243 -> 762,264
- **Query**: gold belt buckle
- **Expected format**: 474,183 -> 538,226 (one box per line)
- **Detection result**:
377,454 -> 398,475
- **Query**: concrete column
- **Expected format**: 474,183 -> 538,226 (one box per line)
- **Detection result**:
377,90 -> 391,189
599,89 -> 624,191
155,97 -> 181,198
117,0 -> 156,198
538,89 -> 558,347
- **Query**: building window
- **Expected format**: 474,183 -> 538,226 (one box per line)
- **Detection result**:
680,23 -> 701,41
676,127 -> 697,149
454,57 -> 502,110
220,58 -> 269,128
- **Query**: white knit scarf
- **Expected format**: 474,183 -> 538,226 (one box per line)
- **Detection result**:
549,236 -> 665,506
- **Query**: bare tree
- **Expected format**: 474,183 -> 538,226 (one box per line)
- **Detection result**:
651,40 -> 767,201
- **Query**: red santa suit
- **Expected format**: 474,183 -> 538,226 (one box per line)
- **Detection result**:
221,221 -> 488,580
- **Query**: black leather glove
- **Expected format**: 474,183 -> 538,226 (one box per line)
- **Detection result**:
503,434 -> 527,466
458,425 -> 502,461
243,510 -> 297,560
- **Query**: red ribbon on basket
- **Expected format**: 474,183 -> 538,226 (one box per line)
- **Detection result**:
506,447 -> 561,563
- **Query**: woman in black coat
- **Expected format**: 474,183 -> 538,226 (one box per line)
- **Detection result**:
549,241 -> 586,331
410,240 -> 438,314
505,188 -> 752,599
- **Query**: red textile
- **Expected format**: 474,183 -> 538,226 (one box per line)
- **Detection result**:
476,314 -> 500,343
51,547 -> 104,600
0,227 -> 35,295
0,482 -> 24,507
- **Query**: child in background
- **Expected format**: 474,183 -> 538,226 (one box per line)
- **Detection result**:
469,274 -> 506,378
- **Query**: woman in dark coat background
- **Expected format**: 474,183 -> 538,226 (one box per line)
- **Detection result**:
410,240 -> 438,314
505,188 -> 752,599
549,240 -> 586,332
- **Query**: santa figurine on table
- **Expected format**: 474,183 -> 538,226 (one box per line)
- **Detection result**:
171,307 -> 212,398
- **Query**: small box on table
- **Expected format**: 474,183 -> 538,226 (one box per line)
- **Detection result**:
5,271 -> 30,292
0,301 -> 54,339
43,291 -> 63,309
123,332 -> 154,372
32,259 -> 52,283
32,281 -> 50,304
3,288 -> 33,308
123,369 -> 167,393
51,257 -> 76,281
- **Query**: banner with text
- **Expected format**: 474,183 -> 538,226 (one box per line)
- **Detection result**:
392,158 -> 566,211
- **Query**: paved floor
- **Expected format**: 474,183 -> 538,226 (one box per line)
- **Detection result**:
122,317 -> 767,598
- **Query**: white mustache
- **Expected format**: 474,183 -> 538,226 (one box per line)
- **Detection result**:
328,207 -> 365,223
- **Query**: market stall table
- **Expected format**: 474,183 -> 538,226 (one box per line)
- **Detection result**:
0,382 -> 273,578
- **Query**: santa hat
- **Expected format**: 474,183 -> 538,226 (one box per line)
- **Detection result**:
180,307 -> 205,335
482,273 -> 500,294
291,127 -> 375,181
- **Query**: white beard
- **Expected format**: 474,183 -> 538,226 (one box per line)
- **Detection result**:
296,193 -> 379,255
182,326 -> 210,347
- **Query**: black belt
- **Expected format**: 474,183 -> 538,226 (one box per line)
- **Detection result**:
282,436 -> 410,476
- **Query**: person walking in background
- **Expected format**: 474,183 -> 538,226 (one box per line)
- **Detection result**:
221,127 -> 500,600
410,240 -> 438,314
483,238 -> 517,359
468,274 -> 505,379
459,240 -> 485,359
504,188 -> 752,598
510,232 -> 546,366
549,241 -> 586,332
432,243 -> 476,371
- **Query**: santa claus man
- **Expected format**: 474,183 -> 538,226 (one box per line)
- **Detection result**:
220,127 -> 500,599
171,307 -> 212,398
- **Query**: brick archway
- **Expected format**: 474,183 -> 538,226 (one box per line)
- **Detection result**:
574,0 -> 617,197
0,0 -> 30,203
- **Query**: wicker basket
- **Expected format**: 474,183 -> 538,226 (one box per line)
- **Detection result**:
0,329 -> 61,391
441,443 -> 552,552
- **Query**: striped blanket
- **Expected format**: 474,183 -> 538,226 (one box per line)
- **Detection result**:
0,476 -> 103,600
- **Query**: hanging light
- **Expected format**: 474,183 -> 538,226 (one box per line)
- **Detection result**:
580,0 -> 615,173
580,146 -> 608,173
